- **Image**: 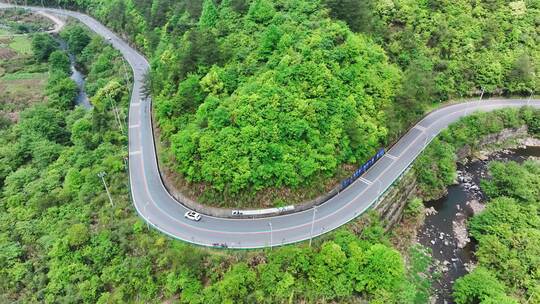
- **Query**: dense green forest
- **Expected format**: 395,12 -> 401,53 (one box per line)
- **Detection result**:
453,161 -> 540,303
0,18 -> 434,303
25,0 -> 540,205
1,2 -> 539,303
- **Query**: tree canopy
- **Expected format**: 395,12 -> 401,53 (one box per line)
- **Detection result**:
0,19 -> 432,304
25,0 -> 540,206
152,0 -> 400,199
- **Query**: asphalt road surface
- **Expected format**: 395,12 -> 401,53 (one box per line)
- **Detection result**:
2,3 -> 539,249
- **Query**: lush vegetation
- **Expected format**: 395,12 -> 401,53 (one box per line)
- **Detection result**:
24,0 -> 539,206
329,0 -> 539,98
414,107 -> 540,200
0,19 -> 435,303
158,1 -> 400,197
453,160 -> 540,303
2,3 -> 537,303
411,110 -> 540,302
0,23 -> 131,303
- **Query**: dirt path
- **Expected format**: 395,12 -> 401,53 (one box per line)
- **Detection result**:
37,10 -> 64,33
0,8 -> 64,36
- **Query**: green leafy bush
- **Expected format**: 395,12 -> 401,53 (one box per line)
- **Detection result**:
31,33 -> 58,62
453,267 -> 517,304
481,161 -> 540,203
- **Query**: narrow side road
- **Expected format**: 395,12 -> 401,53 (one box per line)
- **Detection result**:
39,10 -> 64,33
0,7 -> 64,35
1,3 -> 538,249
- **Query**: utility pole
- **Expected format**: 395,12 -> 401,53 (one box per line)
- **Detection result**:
108,96 -> 124,134
120,60 -> 131,93
113,106 -> 124,133
479,87 -> 484,101
124,156 -> 129,169
97,171 -> 114,206
466,87 -> 484,116
268,222 -> 273,250
527,91 -> 533,106
309,206 -> 318,247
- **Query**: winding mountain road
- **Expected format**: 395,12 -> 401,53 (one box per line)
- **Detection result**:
2,3 -> 539,249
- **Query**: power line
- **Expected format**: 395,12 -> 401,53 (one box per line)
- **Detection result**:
97,171 -> 114,206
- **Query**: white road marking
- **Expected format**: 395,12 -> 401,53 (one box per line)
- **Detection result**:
129,124 -> 139,129
385,154 -> 398,160
129,150 -> 142,156
359,177 -> 373,185
414,125 -> 426,131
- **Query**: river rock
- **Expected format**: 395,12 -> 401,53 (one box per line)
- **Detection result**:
520,137 -> 540,147
452,212 -> 470,248
476,150 -> 489,161
425,207 -> 438,216
466,199 -> 485,215
464,262 -> 476,273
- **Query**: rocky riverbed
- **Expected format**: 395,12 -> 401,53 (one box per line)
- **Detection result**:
417,142 -> 540,304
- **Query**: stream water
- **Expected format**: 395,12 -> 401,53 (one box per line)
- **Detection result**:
57,38 -> 91,109
418,145 -> 540,303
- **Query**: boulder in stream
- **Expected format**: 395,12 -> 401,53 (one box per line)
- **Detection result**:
452,212 -> 470,249
425,207 -> 438,216
466,199 -> 485,215
519,137 -> 540,147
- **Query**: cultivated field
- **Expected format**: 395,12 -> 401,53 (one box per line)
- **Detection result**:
0,26 -> 48,121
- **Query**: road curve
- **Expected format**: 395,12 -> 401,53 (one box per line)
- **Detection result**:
2,3 -> 539,249
0,6 -> 64,35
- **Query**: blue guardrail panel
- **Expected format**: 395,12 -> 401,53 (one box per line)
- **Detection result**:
340,148 -> 385,190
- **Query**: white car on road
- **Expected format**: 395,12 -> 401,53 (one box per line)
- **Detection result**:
184,211 -> 202,221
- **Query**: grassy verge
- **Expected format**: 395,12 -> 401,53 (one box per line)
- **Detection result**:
0,28 -> 11,36
9,36 -> 32,55
1,71 -> 46,80
0,32 -> 47,119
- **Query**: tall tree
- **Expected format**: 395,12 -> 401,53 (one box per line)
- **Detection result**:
31,33 -> 58,62
199,0 -> 218,28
